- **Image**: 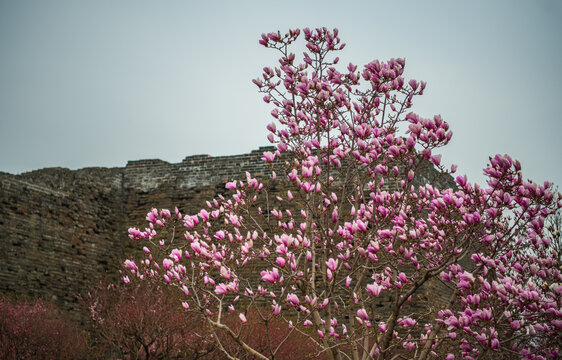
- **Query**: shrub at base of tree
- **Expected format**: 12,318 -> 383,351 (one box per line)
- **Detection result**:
83,281 -> 217,359
83,281 -> 321,359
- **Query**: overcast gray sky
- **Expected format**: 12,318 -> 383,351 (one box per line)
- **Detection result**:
1,0 -> 561,187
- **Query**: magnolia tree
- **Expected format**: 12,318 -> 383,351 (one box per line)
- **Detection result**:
124,28 -> 562,360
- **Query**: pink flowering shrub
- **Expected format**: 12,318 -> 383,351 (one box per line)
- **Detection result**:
123,28 -> 562,359
0,296 -> 87,359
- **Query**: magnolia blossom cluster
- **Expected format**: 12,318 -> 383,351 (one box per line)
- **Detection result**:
124,28 -> 561,360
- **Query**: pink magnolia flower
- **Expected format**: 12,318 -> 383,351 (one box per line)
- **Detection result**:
366,283 -> 382,296
124,259 -> 138,272
162,258 -> 173,270
326,258 -> 338,271
286,293 -> 300,307
441,272 -> 452,282
266,122 -> 276,133
146,208 -> 158,223
275,257 -> 286,267
262,151 -> 275,163
199,209 -> 209,222
220,267 -> 231,280
170,248 -> 182,262
356,219 -> 368,232
301,166 -> 313,178
399,317 -> 416,327
190,242 -> 202,254
357,308 -> 369,321
215,283 -> 228,295
260,267 -> 279,283
239,313 -> 247,323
